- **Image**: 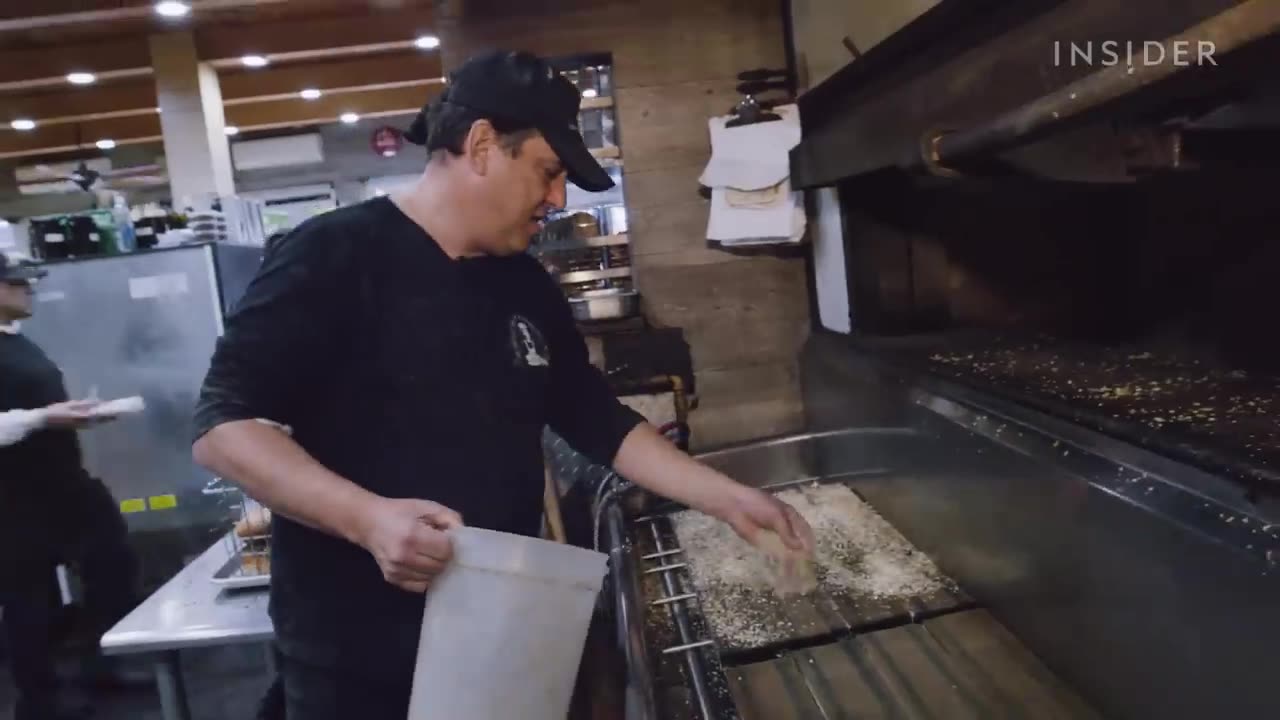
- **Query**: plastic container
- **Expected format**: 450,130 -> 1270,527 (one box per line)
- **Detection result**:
406,527 -> 609,720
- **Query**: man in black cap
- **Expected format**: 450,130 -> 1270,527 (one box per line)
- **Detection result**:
0,254 -> 144,720
192,50 -> 814,718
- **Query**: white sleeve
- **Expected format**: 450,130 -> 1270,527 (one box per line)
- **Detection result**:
0,408 -> 46,447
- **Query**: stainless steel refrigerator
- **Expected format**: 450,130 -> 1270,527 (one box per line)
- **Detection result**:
22,242 -> 262,572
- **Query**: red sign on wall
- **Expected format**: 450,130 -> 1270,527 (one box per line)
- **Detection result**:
371,126 -> 403,158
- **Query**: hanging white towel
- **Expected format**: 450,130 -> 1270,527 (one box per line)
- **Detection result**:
700,103 -> 805,245
706,181 -> 806,245
725,180 -> 788,209
699,104 -> 802,191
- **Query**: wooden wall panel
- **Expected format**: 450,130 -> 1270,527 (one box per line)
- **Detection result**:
788,0 -> 940,89
621,164 -> 706,210
638,259 -> 810,327
626,203 -> 733,267
689,362 -> 806,449
613,82 -> 743,173
441,0 -> 786,88
684,316 -> 811,374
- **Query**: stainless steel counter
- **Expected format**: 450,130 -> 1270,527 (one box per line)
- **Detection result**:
103,533 -> 272,655
101,533 -> 273,720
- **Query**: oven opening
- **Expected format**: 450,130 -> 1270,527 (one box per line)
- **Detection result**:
834,120 -> 1280,484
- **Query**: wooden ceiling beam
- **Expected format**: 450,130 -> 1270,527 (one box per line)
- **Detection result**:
0,1 -> 157,27
0,38 -> 152,90
224,82 -> 441,128
0,1 -> 291,27
219,52 -> 442,100
0,81 -> 442,159
2,52 -> 440,127
0,114 -> 165,159
0,6 -> 438,91
2,80 -> 159,125
0,0 -> 303,50
194,8 -> 437,61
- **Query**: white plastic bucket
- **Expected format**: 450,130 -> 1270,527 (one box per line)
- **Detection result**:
406,527 -> 609,720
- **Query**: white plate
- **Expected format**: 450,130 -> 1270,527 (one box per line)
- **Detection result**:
91,396 -> 146,417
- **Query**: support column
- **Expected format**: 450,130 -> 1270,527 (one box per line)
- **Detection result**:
433,0 -> 465,72
149,31 -> 235,209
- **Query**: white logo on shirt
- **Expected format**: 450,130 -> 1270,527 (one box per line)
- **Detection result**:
510,315 -> 549,368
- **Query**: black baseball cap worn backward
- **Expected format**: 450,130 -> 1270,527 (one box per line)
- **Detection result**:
406,50 -> 615,193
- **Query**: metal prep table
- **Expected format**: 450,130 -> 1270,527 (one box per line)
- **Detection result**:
100,534 -> 273,720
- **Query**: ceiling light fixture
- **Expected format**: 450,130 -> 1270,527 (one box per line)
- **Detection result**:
300,88 -> 322,100
67,72 -> 97,86
224,126 -> 240,136
414,35 -> 440,50
10,119 -> 36,131
241,54 -> 269,68
340,112 -> 360,125
154,1 -> 190,18
96,139 -> 116,150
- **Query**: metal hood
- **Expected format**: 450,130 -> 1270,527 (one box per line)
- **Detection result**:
789,0 -> 1280,189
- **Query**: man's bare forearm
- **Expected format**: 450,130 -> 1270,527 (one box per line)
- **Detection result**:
611,423 -> 745,519
193,420 -> 377,546
612,423 -> 814,552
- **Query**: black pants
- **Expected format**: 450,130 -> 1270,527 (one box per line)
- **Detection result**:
0,480 -> 139,713
279,654 -> 411,720
255,646 -> 285,720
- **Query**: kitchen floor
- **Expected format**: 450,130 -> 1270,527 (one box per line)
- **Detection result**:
0,643 -> 273,720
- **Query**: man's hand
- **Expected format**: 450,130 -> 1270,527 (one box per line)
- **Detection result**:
714,485 -> 815,554
612,424 -> 816,554
356,497 -> 465,593
42,400 -> 109,430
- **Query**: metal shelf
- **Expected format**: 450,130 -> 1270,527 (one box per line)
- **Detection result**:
557,266 -> 632,284
538,232 -> 630,253
581,96 -> 615,110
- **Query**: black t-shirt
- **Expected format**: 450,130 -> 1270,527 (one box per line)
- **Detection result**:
192,197 -> 643,680
0,332 -> 92,578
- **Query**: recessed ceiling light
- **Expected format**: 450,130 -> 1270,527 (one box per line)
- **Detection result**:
95,139 -> 116,150
10,119 -> 36,131
582,88 -> 599,99
66,72 -> 97,86
154,1 -> 190,18
414,35 -> 440,50
224,126 -> 240,136
300,88 -> 322,100
241,55 -> 269,68
339,112 -> 360,125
